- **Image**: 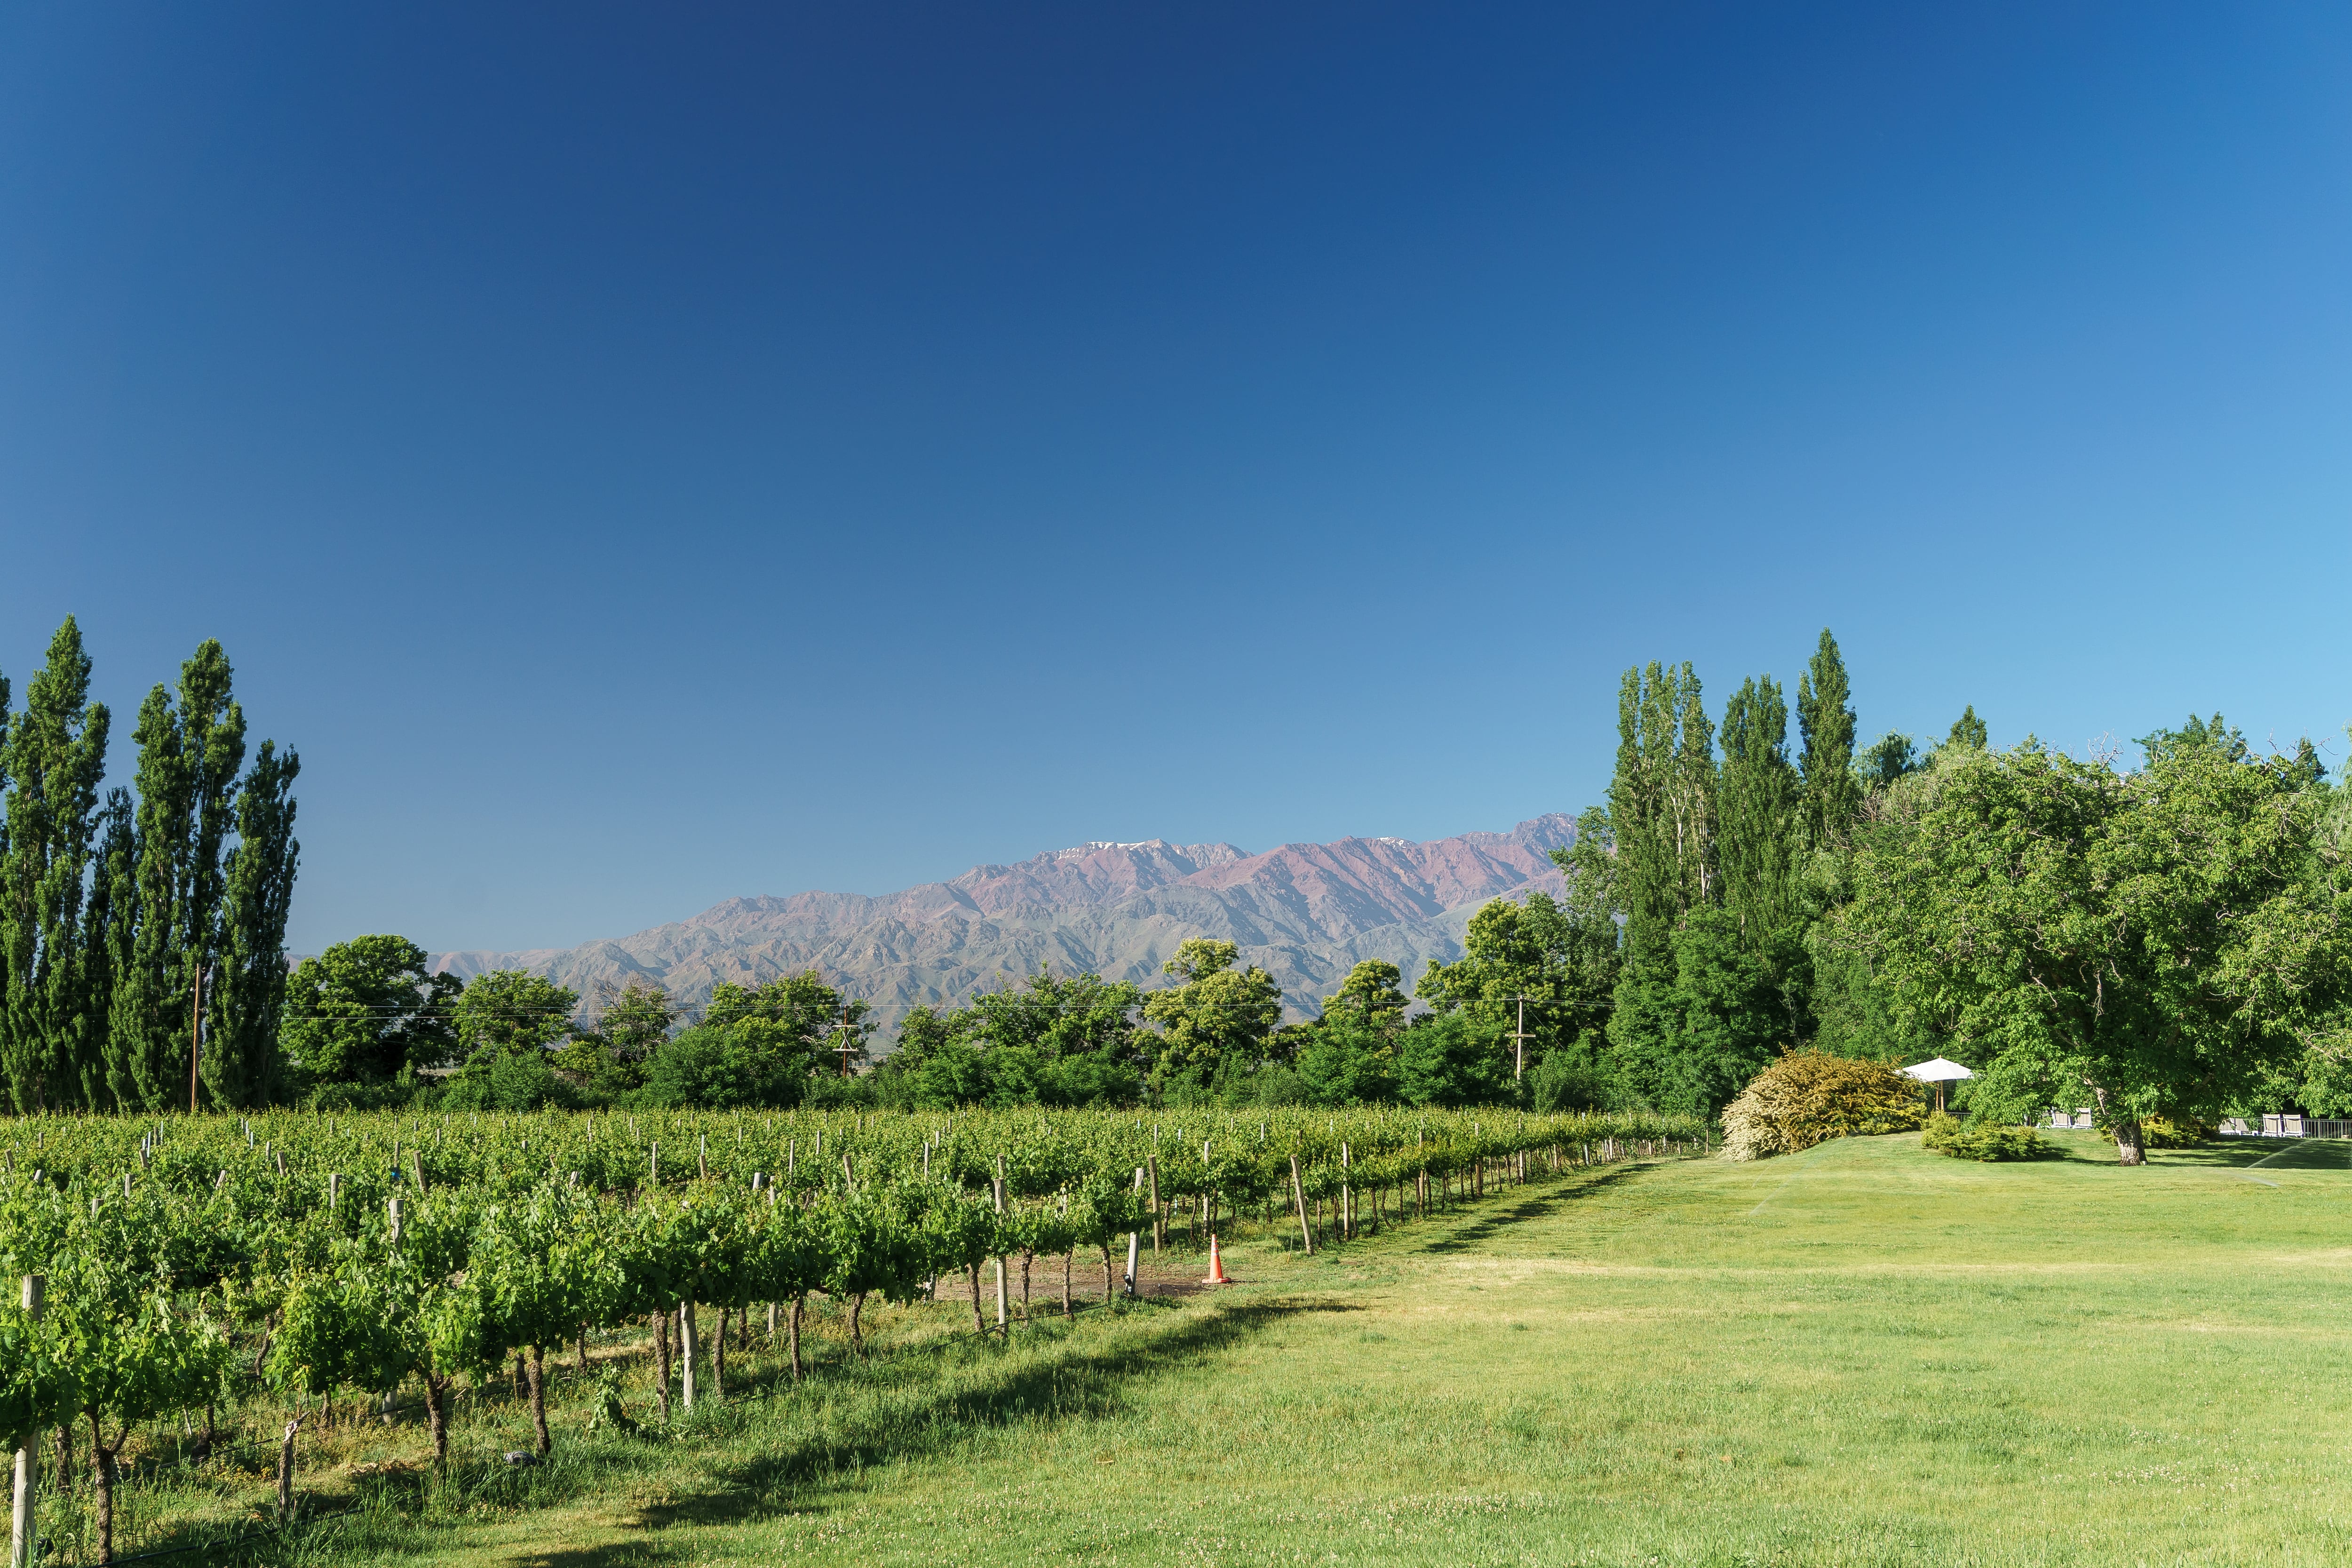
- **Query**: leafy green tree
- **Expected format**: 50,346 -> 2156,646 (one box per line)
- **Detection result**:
882,971 -> 1150,1109
970,970 -> 1144,1106
1796,629 -> 1859,851
880,1004 -> 992,1107
707,970 -> 872,1075
1663,907 -> 1784,1111
557,978 -> 677,1090
1139,938 -> 1282,1096
1946,705 -> 1988,751
1,618 -> 111,1112
439,1047 -> 576,1110
1418,899 -> 1586,1089
1324,959 -> 1412,1024
108,641 -> 248,1111
1834,739 -> 2352,1163
453,969 -> 580,1061
279,936 -> 461,1086
1545,804 -> 1626,1040
641,1019 -> 824,1108
1396,1011 -> 1509,1107
1294,1011 -> 1398,1105
1528,1032 -> 1608,1111
1857,732 -> 1920,793
1293,960 -> 1409,1105
2137,711 -> 2247,766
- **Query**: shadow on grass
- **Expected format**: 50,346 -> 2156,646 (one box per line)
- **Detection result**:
2039,1133 -> 2352,1172
464,1297 -> 1339,1567
1410,1165 -> 1645,1254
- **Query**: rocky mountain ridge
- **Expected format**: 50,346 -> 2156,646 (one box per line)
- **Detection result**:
429,813 -> 1575,1032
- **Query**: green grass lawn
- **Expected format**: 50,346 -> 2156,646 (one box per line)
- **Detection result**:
104,1130 -> 2352,1567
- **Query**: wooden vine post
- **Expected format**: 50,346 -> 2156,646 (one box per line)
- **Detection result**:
1146,1154 -> 1161,1255
1124,1166 -> 1144,1297
10,1275 -> 40,1568
992,1157 -> 1008,1332
1289,1154 -> 1315,1255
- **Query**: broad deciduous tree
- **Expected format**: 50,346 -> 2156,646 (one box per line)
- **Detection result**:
1835,740 -> 2352,1163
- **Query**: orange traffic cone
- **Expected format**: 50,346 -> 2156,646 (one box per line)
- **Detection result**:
1203,1233 -> 1233,1285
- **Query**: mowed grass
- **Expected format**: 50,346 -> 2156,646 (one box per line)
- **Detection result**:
262,1133 -> 2352,1567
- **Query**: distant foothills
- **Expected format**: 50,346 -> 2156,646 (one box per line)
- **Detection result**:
427,816 -> 1577,1032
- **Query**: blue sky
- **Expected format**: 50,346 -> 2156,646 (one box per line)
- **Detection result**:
3,2 -> 2347,955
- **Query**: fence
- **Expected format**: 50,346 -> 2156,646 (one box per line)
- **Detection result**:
2217,1116 -> 2352,1139
2048,1113 -> 2352,1138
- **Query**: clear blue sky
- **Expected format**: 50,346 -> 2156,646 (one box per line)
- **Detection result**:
3,2 -> 2347,955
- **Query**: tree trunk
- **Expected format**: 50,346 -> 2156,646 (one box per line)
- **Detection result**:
849,1291 -> 868,1359
425,1374 -> 451,1472
527,1344 -> 551,1454
54,1425 -> 69,1496
653,1310 -> 672,1422
1021,1250 -> 1033,1321
1100,1243 -> 1115,1305
787,1295 -> 805,1381
712,1309 -> 726,1400
89,1414 -> 116,1566
967,1264 -> 985,1335
2113,1116 -> 2146,1166
1062,1251 -> 1073,1317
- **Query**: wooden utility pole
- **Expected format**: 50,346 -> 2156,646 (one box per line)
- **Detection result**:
1510,995 -> 1534,1084
832,1004 -> 860,1077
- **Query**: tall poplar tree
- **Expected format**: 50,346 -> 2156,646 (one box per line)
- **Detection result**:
108,641 -> 248,1111
0,666 -> 12,1101
79,789 -> 135,1107
1667,672 -> 1813,1102
1716,675 -> 1802,946
1605,662 -> 1718,1106
209,740 -> 299,1107
1795,629 -> 1859,851
0,618 -> 111,1112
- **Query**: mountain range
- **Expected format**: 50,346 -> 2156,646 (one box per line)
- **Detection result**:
428,814 -> 1576,1036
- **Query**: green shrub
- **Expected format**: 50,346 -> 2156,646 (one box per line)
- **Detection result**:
2142,1115 -> 2214,1148
1925,1117 -> 2047,1161
1720,1051 -> 1924,1161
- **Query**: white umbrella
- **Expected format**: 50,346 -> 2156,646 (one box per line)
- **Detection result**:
1903,1057 -> 1974,1113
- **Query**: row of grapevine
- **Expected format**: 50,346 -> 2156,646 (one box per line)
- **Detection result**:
0,1105 -> 1700,1563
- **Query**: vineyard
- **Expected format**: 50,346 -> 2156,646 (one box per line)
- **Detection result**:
0,1104 -> 1702,1565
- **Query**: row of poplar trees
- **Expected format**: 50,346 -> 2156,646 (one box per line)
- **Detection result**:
1595,629 -> 1979,1114
0,618 -> 300,1114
